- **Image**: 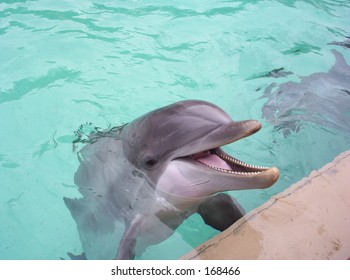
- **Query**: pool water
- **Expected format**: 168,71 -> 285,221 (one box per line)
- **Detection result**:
1,0 -> 349,259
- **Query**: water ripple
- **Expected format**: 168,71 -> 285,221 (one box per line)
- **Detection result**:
0,68 -> 80,104
92,2 -> 249,18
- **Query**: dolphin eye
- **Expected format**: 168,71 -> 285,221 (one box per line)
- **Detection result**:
143,158 -> 158,168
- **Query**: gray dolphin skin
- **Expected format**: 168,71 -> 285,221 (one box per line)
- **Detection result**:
262,50 -> 350,136
64,100 -> 279,259
328,37 -> 350,49
248,67 -> 293,80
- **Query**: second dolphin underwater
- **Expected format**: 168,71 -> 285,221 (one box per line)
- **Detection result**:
64,100 -> 279,259
262,50 -> 350,136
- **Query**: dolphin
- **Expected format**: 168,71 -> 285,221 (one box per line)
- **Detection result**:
64,100 -> 279,259
328,37 -> 350,49
248,67 -> 293,80
261,67 -> 293,78
262,50 -> 350,136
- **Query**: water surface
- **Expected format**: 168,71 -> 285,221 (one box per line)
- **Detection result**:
1,0 -> 349,259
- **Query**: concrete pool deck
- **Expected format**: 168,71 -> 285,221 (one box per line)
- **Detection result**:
182,150 -> 350,260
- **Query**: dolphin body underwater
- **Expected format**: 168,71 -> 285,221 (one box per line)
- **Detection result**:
64,100 -> 279,259
262,50 -> 350,136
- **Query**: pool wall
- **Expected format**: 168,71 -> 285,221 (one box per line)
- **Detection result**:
182,150 -> 350,260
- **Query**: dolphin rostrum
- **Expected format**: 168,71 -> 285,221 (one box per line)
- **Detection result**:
247,67 -> 293,80
64,100 -> 279,259
328,37 -> 350,49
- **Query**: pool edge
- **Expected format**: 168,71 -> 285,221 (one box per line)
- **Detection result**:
181,150 -> 350,260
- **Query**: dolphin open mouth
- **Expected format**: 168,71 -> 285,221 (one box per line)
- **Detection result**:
190,148 -> 269,175
180,120 -> 272,176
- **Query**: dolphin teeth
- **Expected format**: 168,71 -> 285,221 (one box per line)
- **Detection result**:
191,147 -> 270,174
216,151 -> 269,170
199,161 -> 263,175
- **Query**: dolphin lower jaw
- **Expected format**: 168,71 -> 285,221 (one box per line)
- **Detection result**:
157,155 -> 279,200
158,144 -> 279,199
181,151 -> 279,189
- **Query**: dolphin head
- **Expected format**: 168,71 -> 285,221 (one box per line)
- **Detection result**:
120,100 -> 279,199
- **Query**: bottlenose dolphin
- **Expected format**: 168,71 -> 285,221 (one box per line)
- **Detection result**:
262,50 -> 350,136
64,100 -> 279,259
328,37 -> 350,49
248,67 -> 293,80
261,67 -> 293,78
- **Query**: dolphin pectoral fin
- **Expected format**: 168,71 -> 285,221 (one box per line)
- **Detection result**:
197,194 -> 245,232
64,197 -> 104,231
64,197 -> 85,219
66,252 -> 87,260
115,214 -> 144,260
64,197 -> 123,259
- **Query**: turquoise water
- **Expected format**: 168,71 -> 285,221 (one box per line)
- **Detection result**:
1,0 -> 350,259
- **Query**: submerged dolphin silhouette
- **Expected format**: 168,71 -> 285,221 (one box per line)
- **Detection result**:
64,100 -> 279,259
248,67 -> 293,80
328,37 -> 350,49
262,50 -> 350,136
